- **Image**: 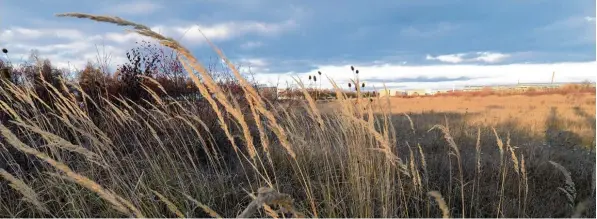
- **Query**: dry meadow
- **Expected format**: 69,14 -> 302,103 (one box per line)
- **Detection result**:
0,13 -> 595,218
379,93 -> 596,148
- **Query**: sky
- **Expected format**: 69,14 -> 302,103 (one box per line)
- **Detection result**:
0,0 -> 595,90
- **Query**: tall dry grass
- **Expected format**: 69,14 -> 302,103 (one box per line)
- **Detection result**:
0,13 -> 595,218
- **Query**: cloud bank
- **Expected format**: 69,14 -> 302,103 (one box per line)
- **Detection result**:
252,61 -> 596,90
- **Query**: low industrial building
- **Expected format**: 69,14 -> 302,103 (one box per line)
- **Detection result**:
379,89 -> 409,97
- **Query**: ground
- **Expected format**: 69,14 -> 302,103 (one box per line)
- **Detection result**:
375,93 -> 596,149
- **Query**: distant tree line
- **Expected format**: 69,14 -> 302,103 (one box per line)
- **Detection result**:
0,41 -> 261,114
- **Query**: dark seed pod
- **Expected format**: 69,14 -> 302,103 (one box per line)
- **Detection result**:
313,76 -> 317,82
1,48 -> 7,54
348,83 -> 352,88
356,70 -> 359,74
351,66 -> 354,71
369,98 -> 373,102
309,75 -> 312,80
318,71 -> 322,75
362,82 -> 365,88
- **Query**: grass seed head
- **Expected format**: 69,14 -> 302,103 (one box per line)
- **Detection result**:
0,169 -> 49,214
428,191 -> 450,218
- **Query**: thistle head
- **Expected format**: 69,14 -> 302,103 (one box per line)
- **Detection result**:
1,48 -> 7,54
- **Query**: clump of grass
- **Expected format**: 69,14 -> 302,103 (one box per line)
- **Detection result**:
429,125 -> 465,217
0,169 -> 49,215
492,127 -> 507,217
0,124 -> 143,217
549,161 -> 577,211
520,153 -> 528,217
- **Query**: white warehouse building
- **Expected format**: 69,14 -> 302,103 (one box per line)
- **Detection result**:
378,88 -> 405,97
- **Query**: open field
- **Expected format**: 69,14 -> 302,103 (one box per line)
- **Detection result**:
0,13 -> 596,218
379,93 -> 596,149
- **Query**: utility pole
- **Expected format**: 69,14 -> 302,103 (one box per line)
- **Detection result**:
551,71 -> 555,84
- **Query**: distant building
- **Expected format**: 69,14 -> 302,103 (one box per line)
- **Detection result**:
378,88 -> 440,97
378,88 -> 405,97
434,90 -> 451,95
462,82 -> 572,92
405,89 -> 431,96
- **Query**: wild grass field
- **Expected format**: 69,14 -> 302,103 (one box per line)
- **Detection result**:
377,93 -> 596,148
0,13 -> 596,218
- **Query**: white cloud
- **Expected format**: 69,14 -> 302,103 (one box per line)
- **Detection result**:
104,32 -> 150,44
155,20 -> 296,44
425,53 -> 466,63
241,58 -> 267,67
237,58 -> 270,73
0,28 -> 85,41
426,52 -> 510,64
2,26 -> 141,73
585,16 -> 596,22
105,1 -> 162,15
1,17 -> 294,73
11,41 -> 90,54
471,52 -> 510,63
252,61 -> 596,90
